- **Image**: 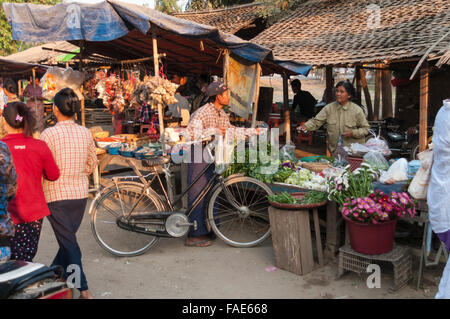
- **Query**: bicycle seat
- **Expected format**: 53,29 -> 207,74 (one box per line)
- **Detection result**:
143,155 -> 171,167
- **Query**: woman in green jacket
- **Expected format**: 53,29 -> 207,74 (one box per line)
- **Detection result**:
299,81 -> 370,153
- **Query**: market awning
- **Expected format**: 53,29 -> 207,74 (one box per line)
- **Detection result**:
0,58 -> 48,79
2,0 -> 311,76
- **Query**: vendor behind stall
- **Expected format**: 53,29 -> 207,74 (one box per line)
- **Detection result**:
299,81 -> 370,153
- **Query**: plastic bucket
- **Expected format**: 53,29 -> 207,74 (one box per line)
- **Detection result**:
344,215 -> 397,255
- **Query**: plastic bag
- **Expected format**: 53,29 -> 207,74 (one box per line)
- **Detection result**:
408,149 -> 433,199
350,143 -> 371,156
41,66 -> 85,100
365,130 -> 392,156
379,158 -> 408,183
363,151 -> 389,171
280,144 -> 297,162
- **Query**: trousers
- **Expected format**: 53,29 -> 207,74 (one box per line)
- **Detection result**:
187,145 -> 216,238
47,198 -> 89,291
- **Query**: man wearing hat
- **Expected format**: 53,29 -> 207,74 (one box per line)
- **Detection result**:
183,81 -> 257,247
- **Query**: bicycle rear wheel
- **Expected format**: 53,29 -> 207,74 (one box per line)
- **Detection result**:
90,182 -> 165,257
207,176 -> 273,247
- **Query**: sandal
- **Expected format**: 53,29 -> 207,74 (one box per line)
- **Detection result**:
184,239 -> 212,247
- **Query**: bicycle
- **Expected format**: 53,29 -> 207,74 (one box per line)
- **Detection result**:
88,141 -> 274,257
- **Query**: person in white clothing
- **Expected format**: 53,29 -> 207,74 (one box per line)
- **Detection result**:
167,93 -> 190,127
427,98 -> 450,299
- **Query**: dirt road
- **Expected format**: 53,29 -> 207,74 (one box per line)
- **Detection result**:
33,199 -> 441,299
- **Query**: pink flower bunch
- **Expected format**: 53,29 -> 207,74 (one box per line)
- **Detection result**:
341,190 -> 416,224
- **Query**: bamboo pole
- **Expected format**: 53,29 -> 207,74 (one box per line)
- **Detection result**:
282,74 -> 291,144
374,64 -> 382,120
152,25 -> 165,152
419,63 -> 429,152
325,66 -> 333,103
381,69 -> 393,119
355,65 -> 362,105
251,63 -> 261,128
32,68 -> 40,137
79,42 -> 85,126
360,68 -> 374,120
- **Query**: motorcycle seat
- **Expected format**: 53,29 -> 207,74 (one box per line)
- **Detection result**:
0,260 -> 63,299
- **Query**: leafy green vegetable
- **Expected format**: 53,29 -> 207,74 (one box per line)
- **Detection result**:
268,192 -> 298,204
300,191 -> 328,204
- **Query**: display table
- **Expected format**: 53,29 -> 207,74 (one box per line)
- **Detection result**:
268,206 -> 324,276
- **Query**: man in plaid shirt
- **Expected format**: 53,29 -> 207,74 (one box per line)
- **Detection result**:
183,81 -> 258,247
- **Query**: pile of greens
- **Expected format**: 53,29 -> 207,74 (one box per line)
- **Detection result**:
268,191 -> 328,205
299,191 -> 328,204
224,143 -> 291,184
268,192 -> 297,204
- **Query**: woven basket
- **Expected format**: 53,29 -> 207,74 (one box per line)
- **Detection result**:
301,162 -> 332,173
347,156 -> 364,172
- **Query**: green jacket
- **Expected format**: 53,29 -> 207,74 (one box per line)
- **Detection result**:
304,101 -> 370,153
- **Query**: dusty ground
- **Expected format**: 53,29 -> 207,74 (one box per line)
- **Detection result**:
33,197 -> 442,299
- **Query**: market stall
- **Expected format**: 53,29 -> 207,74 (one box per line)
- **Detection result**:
3,0 -> 312,210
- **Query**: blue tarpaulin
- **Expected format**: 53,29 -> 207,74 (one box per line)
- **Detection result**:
3,0 -> 311,76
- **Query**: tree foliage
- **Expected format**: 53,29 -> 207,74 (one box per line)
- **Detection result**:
0,0 -> 61,56
155,0 -> 180,14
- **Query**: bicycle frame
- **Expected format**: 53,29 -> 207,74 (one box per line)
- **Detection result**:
112,154 -> 243,225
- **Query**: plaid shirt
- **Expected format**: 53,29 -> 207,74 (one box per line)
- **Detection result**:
41,120 -> 98,203
183,103 -> 256,142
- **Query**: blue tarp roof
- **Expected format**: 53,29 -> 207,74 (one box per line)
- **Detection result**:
3,0 -> 311,76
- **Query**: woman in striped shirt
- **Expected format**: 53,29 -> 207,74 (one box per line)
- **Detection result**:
41,88 -> 98,299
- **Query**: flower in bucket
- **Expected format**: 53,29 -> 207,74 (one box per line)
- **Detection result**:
327,163 -> 378,209
341,190 -> 416,224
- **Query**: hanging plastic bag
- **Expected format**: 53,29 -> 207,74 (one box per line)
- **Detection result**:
365,129 -> 392,156
350,143 -> 371,156
379,158 -> 408,184
363,150 -> 389,171
408,149 -> 433,199
280,144 -> 297,162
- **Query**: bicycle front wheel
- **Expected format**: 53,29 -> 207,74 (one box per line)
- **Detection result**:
90,182 -> 165,257
207,176 -> 273,248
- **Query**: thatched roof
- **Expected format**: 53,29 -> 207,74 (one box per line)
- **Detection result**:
252,0 -> 450,67
174,3 -> 264,35
3,41 -> 78,64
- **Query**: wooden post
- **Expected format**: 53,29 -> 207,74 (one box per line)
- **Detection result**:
325,66 -> 333,103
419,63 -> 429,152
360,68 -> 374,120
282,74 -> 291,144
373,64 -> 382,121
355,65 -> 362,105
79,42 -> 85,127
251,63 -> 261,128
17,80 -> 23,98
152,25 -> 165,149
381,68 -> 393,119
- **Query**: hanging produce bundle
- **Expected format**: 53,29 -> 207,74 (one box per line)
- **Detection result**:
131,76 -> 178,109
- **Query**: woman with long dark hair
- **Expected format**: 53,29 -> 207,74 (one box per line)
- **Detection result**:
300,80 -> 370,153
1,102 -> 60,262
41,88 -> 98,299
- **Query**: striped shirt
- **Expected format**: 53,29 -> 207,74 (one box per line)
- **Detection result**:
40,120 -> 98,203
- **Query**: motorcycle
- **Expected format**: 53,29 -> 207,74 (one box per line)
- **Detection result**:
0,260 -> 71,299
367,118 -> 433,160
